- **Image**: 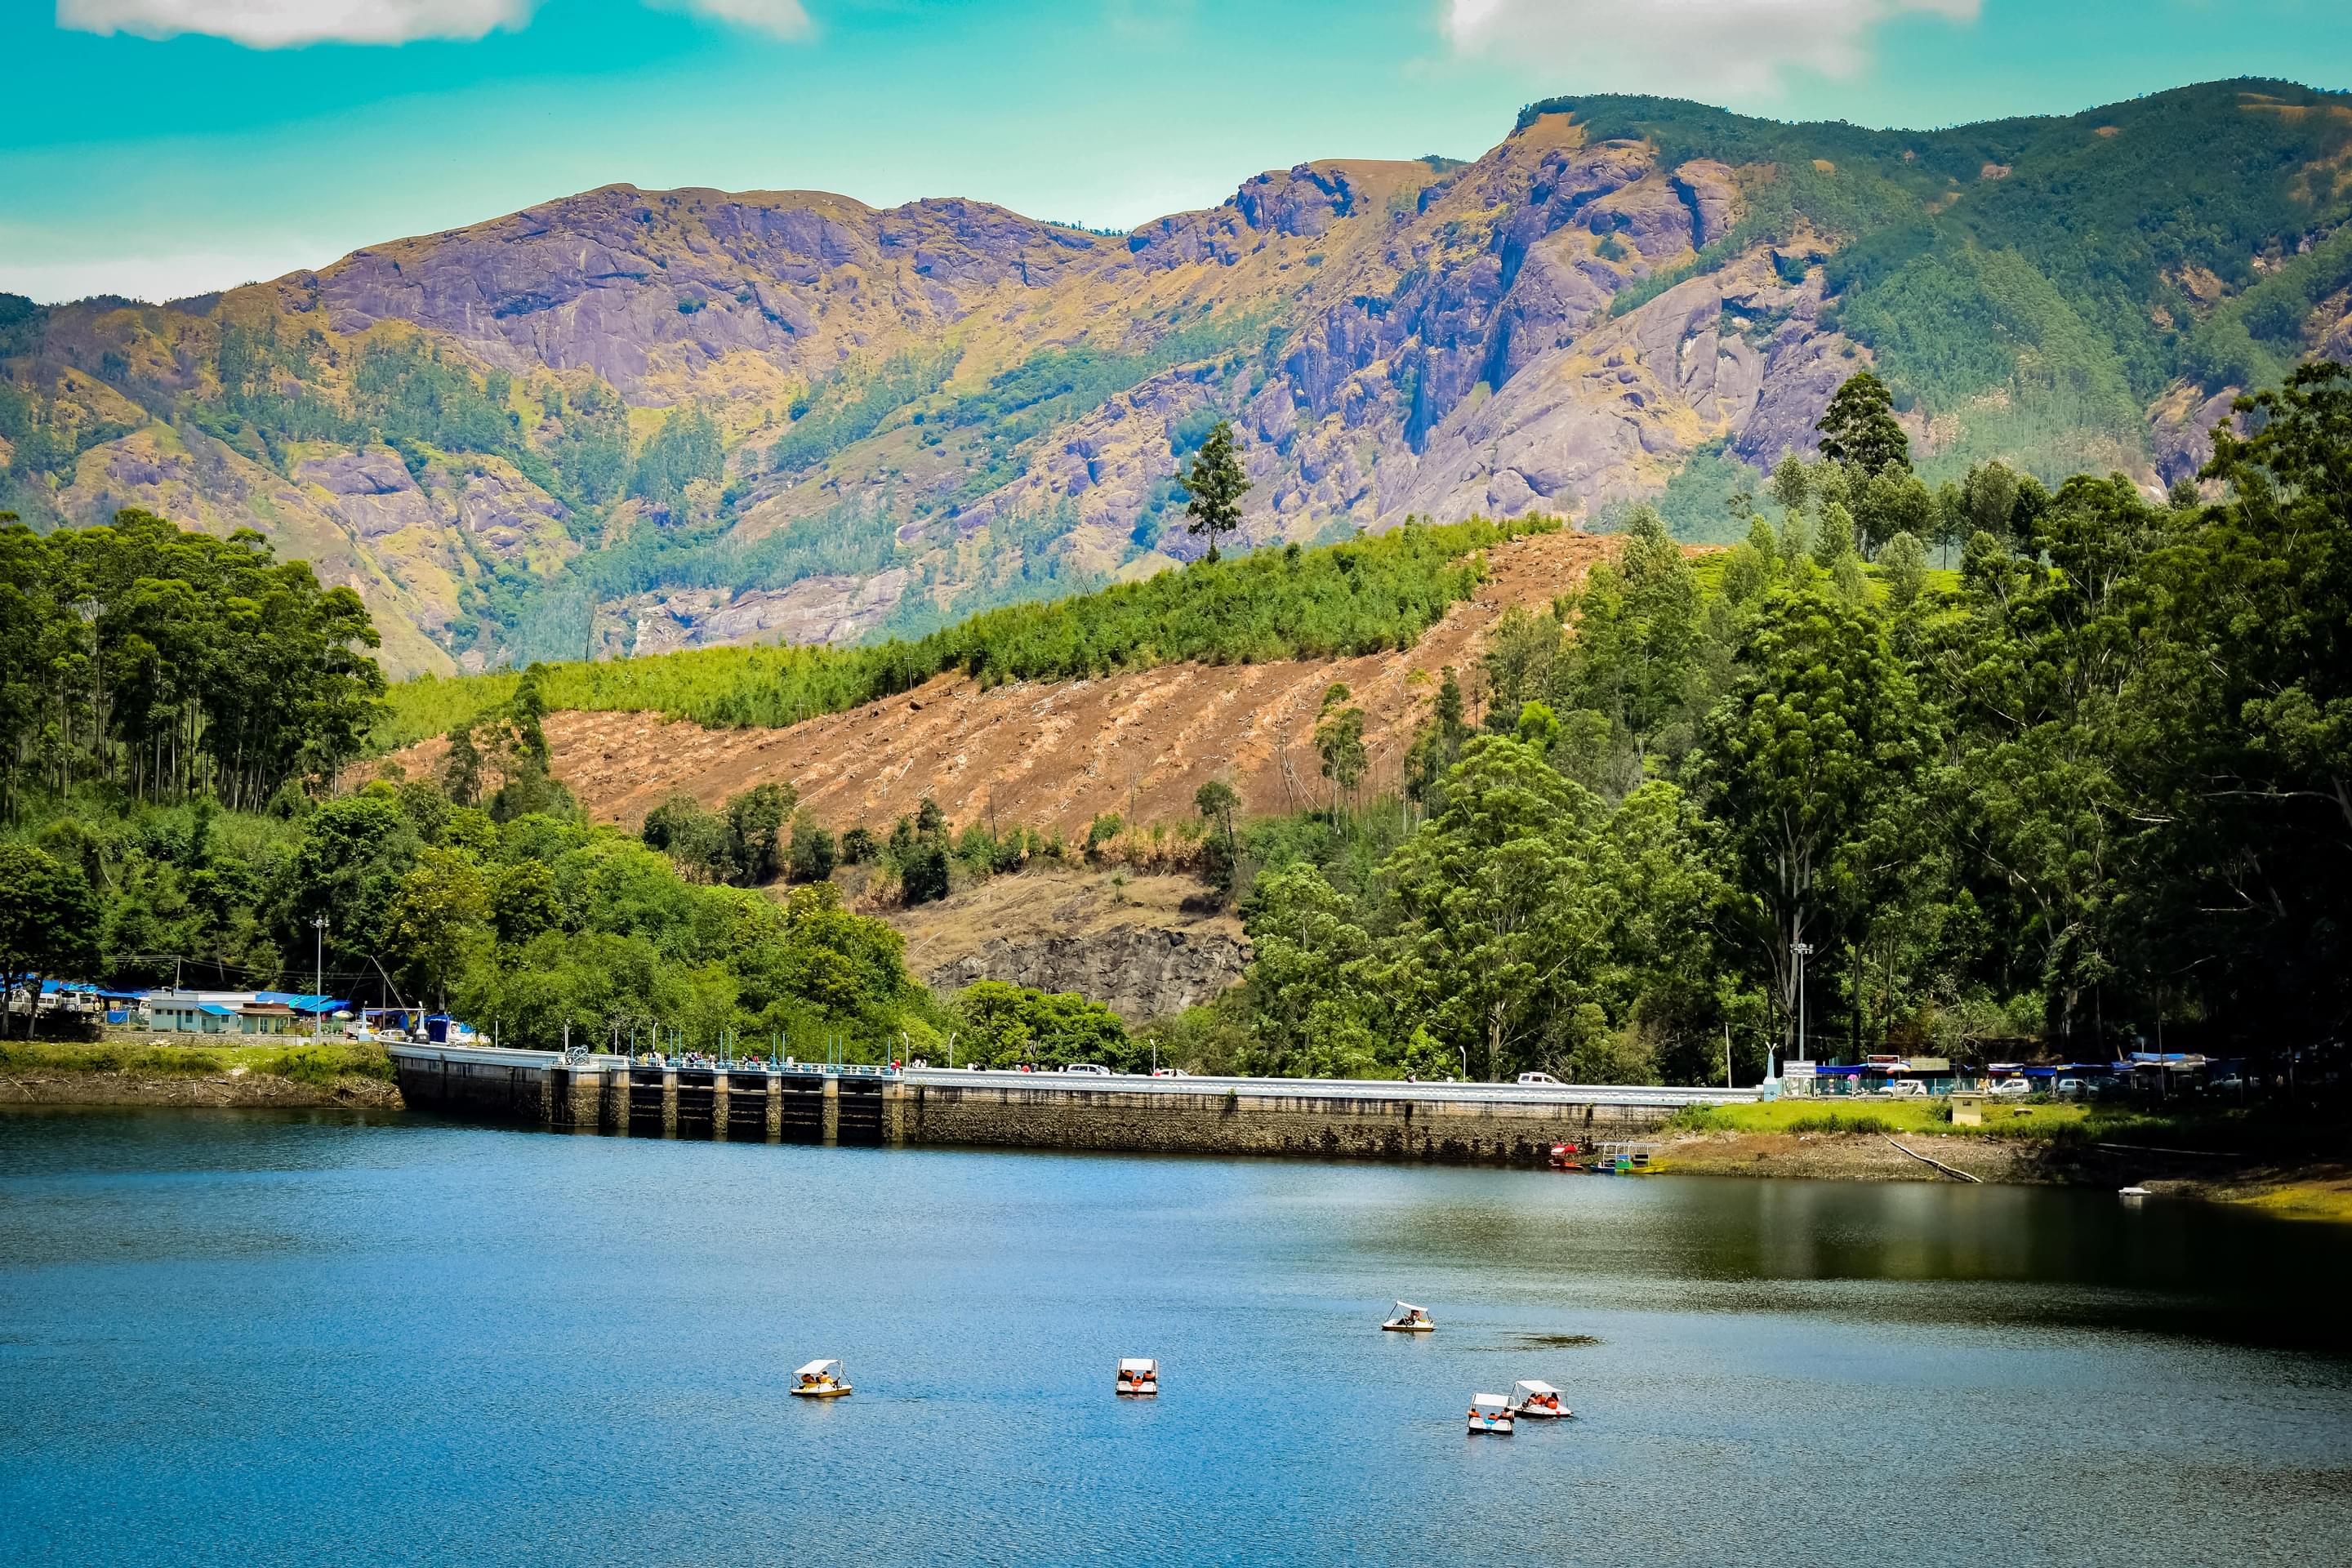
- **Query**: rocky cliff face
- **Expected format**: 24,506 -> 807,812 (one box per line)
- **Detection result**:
889,871 -> 1249,1024
925,925 -> 1249,1026
5,83 -> 2346,675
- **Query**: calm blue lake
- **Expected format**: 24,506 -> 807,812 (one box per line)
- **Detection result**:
2,1108 -> 2349,1566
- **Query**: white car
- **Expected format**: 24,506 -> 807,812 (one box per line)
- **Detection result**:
1880,1080 -> 1927,1098
1517,1071 -> 1561,1085
1062,1062 -> 1111,1076
1988,1077 -> 2033,1097
1151,1067 -> 1188,1078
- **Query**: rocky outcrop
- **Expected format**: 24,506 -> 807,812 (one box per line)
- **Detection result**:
887,870 -> 1250,1022
2149,382 -> 2243,488
927,924 -> 1250,1024
621,567 -> 909,654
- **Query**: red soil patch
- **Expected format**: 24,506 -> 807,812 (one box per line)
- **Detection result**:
381,528 -> 1623,835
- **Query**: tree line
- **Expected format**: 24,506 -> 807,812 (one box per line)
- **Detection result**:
0,510 -> 384,821
1189,364 -> 2350,1083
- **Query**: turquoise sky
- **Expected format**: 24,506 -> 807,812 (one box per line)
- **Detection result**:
5,0 -> 2350,304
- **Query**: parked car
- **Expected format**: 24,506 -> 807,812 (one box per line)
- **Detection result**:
1063,1062 -> 1111,1076
1151,1067 -> 1188,1078
2056,1076 -> 2086,1098
1517,1071 -> 1561,1085
1988,1077 -> 2034,1098
1880,1080 -> 1927,1098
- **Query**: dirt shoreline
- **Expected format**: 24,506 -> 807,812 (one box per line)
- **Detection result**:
0,1071 -> 403,1111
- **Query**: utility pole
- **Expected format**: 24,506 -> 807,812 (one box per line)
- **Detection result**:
1792,940 -> 1814,1067
311,915 -> 328,1045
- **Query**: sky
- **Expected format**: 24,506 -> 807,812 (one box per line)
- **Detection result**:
4,0 -> 2350,305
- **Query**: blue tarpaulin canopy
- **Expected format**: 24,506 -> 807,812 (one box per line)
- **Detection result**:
253,991 -> 350,1014
198,1004 -> 238,1018
39,980 -> 146,1000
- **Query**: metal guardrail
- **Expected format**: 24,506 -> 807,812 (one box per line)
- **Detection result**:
384,1044 -> 1755,1107
901,1067 -> 1757,1108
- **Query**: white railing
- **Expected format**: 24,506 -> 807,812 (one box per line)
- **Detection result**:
385,1044 -> 1754,1107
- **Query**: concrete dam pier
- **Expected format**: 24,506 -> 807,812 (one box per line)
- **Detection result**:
390,1045 -> 1757,1165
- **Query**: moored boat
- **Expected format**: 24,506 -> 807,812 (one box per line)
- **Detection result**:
1591,1141 -> 1662,1174
1509,1379 -> 1570,1419
1468,1393 -> 1514,1434
790,1358 -> 852,1397
1381,1301 -> 1435,1332
1116,1358 -> 1159,1396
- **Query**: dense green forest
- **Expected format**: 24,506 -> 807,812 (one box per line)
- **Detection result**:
5,368 -> 2348,1087
379,513 -> 1553,744
1173,364 -> 2350,1083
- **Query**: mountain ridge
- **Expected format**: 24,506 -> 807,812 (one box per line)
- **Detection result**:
5,78 -> 2350,677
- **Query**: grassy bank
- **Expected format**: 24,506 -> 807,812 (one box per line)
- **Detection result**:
1666,1098 -> 2087,1140
1660,1097 -> 2285,1147
0,1037 -> 397,1094
1664,1098 -> 2352,1219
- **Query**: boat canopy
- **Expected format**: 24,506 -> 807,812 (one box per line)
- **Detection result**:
1392,1301 -> 1424,1316
1118,1358 -> 1156,1374
1471,1393 -> 1509,1413
1511,1380 -> 1560,1399
794,1359 -> 839,1379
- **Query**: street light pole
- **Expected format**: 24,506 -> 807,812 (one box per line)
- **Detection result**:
1792,940 -> 1814,1067
311,915 -> 328,1045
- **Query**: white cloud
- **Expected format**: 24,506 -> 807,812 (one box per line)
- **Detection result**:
56,0 -> 536,47
654,0 -> 811,38
1446,0 -> 1981,98
56,0 -> 813,47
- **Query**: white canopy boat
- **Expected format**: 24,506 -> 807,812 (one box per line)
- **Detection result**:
1381,1301 -> 1435,1333
1116,1358 -> 1159,1396
1509,1379 -> 1570,1419
790,1358 -> 852,1398
1468,1393 -> 1515,1434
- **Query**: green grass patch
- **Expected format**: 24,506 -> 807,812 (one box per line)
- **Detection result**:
0,1037 -> 394,1085
1668,1098 -> 2092,1139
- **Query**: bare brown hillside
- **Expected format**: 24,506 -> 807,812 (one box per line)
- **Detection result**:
381,527 -> 1620,834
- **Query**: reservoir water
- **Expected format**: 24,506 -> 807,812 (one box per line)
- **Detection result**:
2,1107 -> 2349,1566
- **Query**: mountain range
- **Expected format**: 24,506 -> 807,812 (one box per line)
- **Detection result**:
4,78 -> 2350,678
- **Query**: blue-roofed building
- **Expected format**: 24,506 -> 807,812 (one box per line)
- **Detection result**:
141,991 -> 353,1037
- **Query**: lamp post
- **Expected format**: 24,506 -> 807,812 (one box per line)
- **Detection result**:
311,915 -> 328,1045
1792,940 -> 1814,1068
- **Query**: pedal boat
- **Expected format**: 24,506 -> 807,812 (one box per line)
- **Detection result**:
1468,1393 -> 1515,1434
790,1358 -> 852,1397
1116,1358 -> 1160,1396
1381,1300 -> 1436,1333
1509,1379 -> 1570,1419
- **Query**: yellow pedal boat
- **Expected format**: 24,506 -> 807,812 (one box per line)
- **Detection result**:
791,1358 -> 853,1397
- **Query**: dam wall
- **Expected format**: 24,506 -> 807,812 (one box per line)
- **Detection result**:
389,1048 -> 1742,1165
